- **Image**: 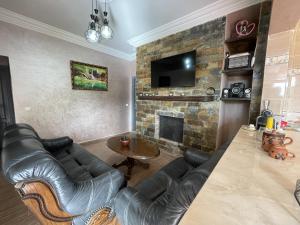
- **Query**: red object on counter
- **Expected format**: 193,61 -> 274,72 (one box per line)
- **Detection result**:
281,121 -> 288,128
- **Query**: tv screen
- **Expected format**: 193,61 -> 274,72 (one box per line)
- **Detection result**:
151,50 -> 196,88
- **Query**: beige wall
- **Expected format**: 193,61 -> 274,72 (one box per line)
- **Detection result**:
261,0 -> 300,126
0,21 -> 132,142
268,0 -> 300,35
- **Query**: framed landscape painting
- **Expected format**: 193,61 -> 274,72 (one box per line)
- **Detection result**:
70,61 -> 108,91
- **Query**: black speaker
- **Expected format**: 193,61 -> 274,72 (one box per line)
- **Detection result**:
230,82 -> 245,98
222,88 -> 230,98
244,88 -> 252,98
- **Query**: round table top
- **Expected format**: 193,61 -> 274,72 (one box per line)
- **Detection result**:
106,133 -> 160,160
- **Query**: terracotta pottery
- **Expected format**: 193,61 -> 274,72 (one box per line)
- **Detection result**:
120,136 -> 130,147
268,144 -> 295,160
262,130 -> 293,152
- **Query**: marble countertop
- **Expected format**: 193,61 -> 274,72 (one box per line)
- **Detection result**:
180,127 -> 300,225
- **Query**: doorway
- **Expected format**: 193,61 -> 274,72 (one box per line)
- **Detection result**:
0,56 -> 15,142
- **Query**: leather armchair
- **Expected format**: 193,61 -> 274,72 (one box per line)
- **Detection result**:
1,123 -> 125,225
114,144 -> 229,225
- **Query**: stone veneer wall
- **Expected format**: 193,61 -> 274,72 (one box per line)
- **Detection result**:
136,18 -> 226,152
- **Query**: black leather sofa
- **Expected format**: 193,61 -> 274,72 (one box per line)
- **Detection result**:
1,123 -> 125,225
114,144 -> 229,225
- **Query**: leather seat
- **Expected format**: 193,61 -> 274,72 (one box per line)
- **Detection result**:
114,144 -> 229,225
1,123 -> 125,225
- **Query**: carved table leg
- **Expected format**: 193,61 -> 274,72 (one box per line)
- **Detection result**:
112,157 -> 150,180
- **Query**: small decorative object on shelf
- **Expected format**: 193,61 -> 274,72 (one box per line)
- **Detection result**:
222,88 -> 230,98
180,93 -> 185,96
206,87 -> 215,95
120,136 -> 130,147
169,92 -> 174,96
235,20 -> 256,38
225,52 -> 252,70
244,88 -> 252,98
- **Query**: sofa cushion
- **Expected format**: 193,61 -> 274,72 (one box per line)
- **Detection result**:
158,157 -> 193,181
51,143 -> 113,182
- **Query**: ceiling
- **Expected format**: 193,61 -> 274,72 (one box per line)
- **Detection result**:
0,0 -> 220,55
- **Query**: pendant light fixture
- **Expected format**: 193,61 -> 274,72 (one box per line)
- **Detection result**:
85,0 -> 113,43
85,0 -> 101,43
100,0 -> 113,39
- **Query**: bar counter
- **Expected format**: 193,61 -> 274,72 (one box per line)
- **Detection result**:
180,127 -> 300,225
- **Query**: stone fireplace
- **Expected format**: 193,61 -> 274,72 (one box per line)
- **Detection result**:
155,110 -> 184,143
135,18 -> 226,153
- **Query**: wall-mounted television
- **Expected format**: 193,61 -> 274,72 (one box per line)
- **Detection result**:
151,50 -> 196,88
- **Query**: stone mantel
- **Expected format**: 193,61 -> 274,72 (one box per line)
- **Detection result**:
179,127 -> 300,225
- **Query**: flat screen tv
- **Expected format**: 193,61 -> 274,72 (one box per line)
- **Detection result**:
151,50 -> 196,88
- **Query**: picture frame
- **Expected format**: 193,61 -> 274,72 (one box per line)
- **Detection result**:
70,60 -> 108,91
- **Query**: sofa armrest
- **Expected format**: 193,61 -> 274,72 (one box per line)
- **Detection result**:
65,169 -> 125,216
41,136 -> 73,151
183,148 -> 211,167
114,187 -> 152,225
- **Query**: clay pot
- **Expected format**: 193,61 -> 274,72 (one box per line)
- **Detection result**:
262,130 -> 293,152
120,136 -> 130,147
268,144 -> 295,160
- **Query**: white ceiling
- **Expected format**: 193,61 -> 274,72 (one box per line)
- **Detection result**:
0,0 -> 220,55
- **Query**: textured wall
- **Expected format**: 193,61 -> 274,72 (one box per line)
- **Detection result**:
136,18 -> 225,152
0,21 -> 132,142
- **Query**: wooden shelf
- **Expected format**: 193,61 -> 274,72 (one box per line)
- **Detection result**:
224,36 -> 257,44
138,95 -> 217,102
222,67 -> 253,76
224,37 -> 257,54
221,97 -> 251,102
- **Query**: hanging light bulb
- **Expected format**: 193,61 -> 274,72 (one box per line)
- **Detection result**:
100,1 -> 113,39
85,0 -> 101,43
85,21 -> 101,43
100,17 -> 113,39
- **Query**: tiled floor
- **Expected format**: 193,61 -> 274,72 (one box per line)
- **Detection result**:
0,138 -> 177,225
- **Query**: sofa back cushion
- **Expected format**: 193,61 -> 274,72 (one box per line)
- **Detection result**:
3,128 -> 40,147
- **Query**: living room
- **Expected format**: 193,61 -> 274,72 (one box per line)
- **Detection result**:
1,0 -> 300,225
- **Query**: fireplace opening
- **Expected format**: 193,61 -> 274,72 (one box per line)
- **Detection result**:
159,115 -> 184,143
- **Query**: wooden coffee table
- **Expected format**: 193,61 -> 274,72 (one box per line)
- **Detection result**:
106,132 -> 160,180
